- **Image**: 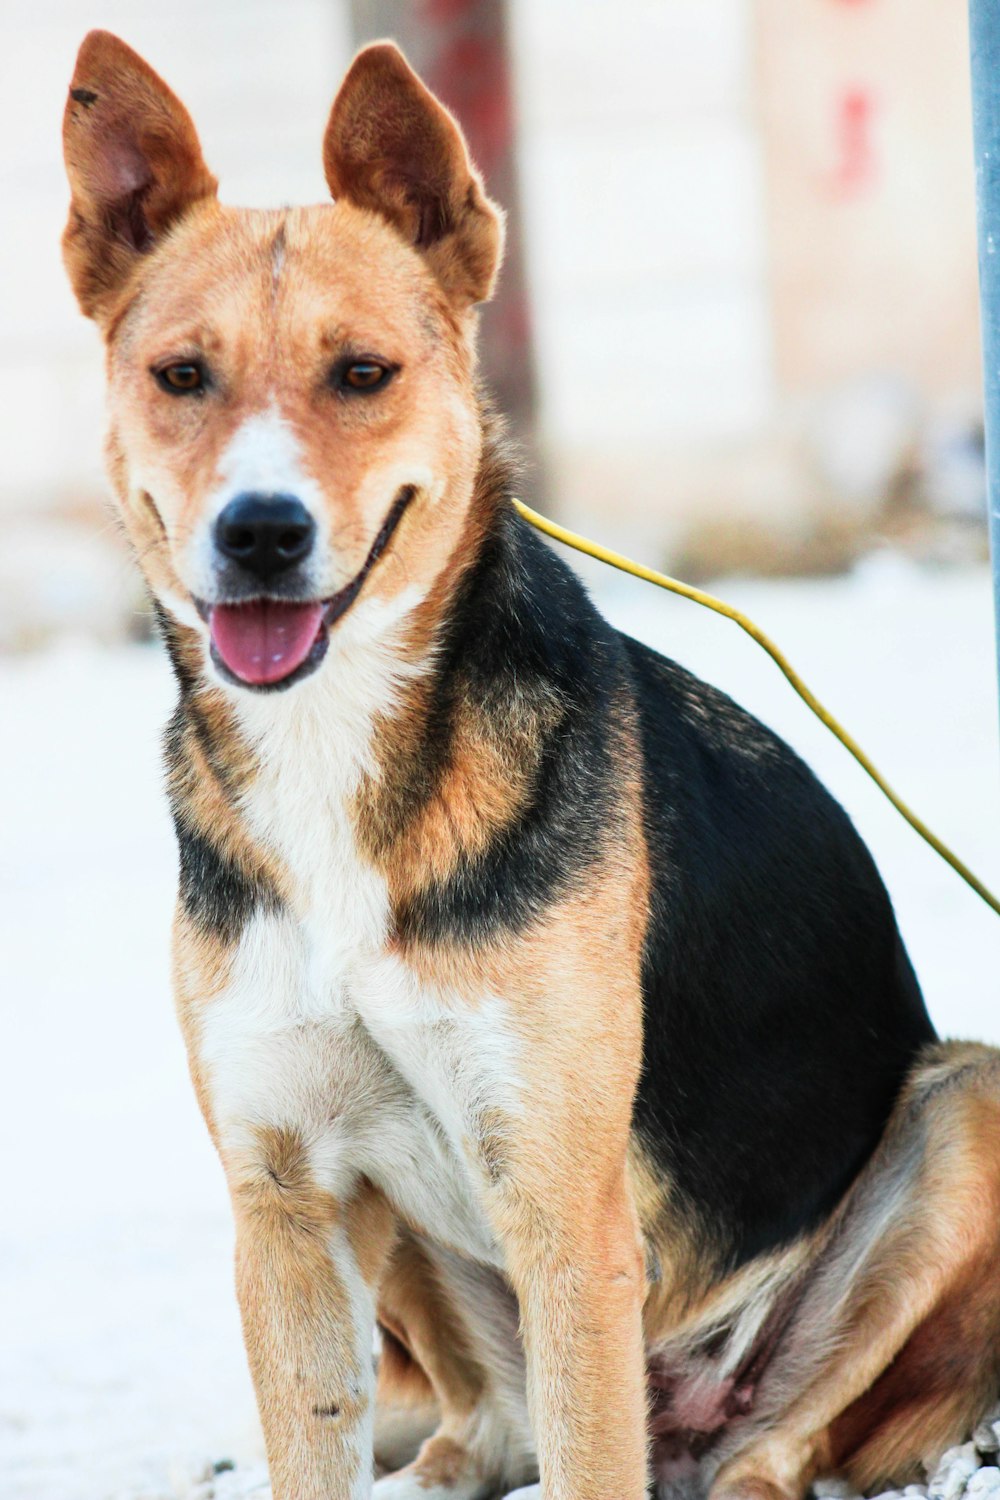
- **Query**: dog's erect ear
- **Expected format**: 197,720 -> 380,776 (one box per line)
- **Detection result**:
62,31 -> 217,320
323,42 -> 504,308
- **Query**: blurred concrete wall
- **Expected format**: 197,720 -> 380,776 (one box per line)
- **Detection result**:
0,0 -> 984,641
755,0 -> 982,543
512,0 -> 981,563
512,0 -> 770,550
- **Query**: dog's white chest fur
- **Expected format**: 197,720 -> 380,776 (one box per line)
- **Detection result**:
195,604 -> 518,1265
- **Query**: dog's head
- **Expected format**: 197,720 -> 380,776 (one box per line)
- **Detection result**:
62,31 -> 504,690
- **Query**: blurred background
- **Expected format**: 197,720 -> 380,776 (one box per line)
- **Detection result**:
1,5 -> 997,1499
0,0 -> 989,646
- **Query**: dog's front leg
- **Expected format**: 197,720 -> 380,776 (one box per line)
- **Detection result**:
230,1162 -> 395,1500
174,907 -> 397,1500
498,1167 -> 649,1500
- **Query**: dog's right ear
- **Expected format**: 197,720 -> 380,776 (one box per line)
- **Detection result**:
323,42 -> 504,309
62,31 -> 217,321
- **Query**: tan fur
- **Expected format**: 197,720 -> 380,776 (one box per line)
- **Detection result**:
164,680 -> 285,896
63,31 -> 217,319
373,1332 -> 439,1477
705,1047 -> 1000,1500
376,1232 -> 491,1492
826,1058 -> 1000,1490
351,482 -> 561,906
406,765 -> 651,1498
323,43 -> 504,309
232,1145 -> 396,1500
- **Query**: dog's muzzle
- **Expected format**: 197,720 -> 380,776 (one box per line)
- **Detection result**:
201,486 -> 414,691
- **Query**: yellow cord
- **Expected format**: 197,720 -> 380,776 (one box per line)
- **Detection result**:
513,498 -> 1000,920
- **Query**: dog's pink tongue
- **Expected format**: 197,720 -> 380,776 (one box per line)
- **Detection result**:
210,600 -> 324,685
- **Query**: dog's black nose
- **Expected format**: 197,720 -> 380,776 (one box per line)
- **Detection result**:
214,494 -> 316,581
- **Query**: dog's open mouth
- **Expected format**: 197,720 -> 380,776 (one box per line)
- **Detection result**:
210,598 -> 328,687
205,487 -> 414,691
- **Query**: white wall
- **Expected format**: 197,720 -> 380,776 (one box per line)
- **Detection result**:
512,0 -> 770,458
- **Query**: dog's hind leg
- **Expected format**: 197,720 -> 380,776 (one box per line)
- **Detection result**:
374,1229 -> 536,1499
704,1044 -> 1000,1500
373,1318 -> 439,1477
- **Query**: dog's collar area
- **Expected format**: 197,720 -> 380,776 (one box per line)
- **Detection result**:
193,484 -> 416,692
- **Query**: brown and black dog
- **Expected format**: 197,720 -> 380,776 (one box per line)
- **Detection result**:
62,30 -> 1000,1500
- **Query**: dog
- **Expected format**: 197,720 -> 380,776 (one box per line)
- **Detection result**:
62,30 -> 1000,1500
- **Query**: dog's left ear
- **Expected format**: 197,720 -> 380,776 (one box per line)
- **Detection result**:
323,42 -> 504,309
62,30 -> 217,321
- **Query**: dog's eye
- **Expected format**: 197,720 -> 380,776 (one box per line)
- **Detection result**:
333,360 -> 395,394
155,362 -> 206,395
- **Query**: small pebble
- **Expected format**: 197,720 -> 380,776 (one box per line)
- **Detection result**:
929,1444 -> 980,1500
966,1470 -> 1000,1499
169,1410 -> 1000,1500
976,1423 -> 1000,1456
209,1462 -> 272,1497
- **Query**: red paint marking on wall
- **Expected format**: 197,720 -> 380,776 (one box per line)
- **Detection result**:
832,87 -> 878,195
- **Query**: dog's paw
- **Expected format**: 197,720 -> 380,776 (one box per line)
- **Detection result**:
373,1474 -> 436,1499
372,1470 -> 478,1499
373,1468 -> 538,1499
372,1474 -> 431,1498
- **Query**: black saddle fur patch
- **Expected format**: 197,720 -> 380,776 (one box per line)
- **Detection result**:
384,497 -> 935,1268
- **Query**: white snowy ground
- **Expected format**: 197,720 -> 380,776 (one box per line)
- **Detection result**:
1,559 -> 998,1500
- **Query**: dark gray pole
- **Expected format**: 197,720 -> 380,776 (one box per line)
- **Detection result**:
969,1 -> 1000,691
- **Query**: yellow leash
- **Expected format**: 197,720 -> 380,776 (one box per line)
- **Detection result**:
513,499 -> 1000,920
